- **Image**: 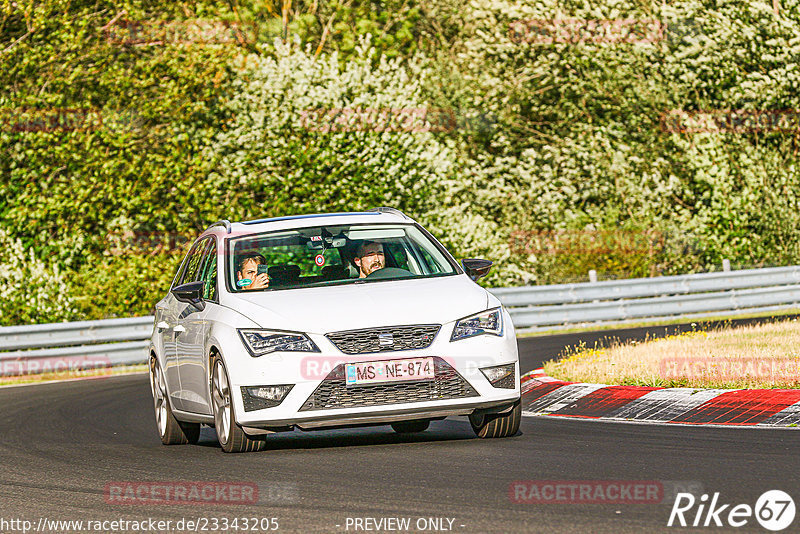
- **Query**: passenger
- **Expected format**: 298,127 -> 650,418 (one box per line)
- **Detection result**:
353,241 -> 385,278
236,253 -> 269,290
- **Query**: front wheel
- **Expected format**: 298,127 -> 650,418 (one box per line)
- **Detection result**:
211,356 -> 265,453
469,400 -> 521,438
149,356 -> 200,445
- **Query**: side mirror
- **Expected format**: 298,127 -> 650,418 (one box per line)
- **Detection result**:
172,280 -> 205,310
461,258 -> 493,281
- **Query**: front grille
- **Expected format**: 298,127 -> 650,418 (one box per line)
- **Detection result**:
299,356 -> 478,411
326,324 -> 440,354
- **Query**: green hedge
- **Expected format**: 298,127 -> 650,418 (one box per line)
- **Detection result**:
1,0 -> 799,323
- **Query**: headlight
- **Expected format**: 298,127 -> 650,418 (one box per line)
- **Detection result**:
450,308 -> 503,341
238,329 -> 320,357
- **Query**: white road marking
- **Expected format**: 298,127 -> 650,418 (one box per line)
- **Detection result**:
523,383 -> 607,414
604,387 -> 734,422
759,399 -> 800,426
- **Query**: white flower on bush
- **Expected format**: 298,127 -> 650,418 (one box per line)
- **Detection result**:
0,227 -> 76,325
207,35 -> 455,216
205,35 -> 543,286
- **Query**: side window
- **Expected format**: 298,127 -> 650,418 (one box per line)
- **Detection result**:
418,246 -> 443,274
199,240 -> 218,301
170,255 -> 189,290
178,238 -> 209,286
385,243 -> 409,270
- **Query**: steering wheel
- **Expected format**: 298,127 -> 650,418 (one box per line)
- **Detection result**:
364,267 -> 415,280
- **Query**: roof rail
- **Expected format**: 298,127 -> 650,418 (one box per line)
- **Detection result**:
206,220 -> 232,234
369,207 -> 412,220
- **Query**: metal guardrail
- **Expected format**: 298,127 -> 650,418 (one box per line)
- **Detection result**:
2,266 -> 799,375
0,317 -> 154,376
489,266 -> 800,306
0,316 -> 154,351
489,266 -> 800,329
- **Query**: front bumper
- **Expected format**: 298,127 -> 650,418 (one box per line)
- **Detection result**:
242,398 -> 519,434
219,308 -> 520,430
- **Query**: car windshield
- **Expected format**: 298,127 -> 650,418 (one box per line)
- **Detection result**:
227,223 -> 459,292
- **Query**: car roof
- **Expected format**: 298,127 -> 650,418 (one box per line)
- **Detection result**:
201,207 -> 415,239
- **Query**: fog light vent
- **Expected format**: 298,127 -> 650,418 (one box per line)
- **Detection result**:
480,364 -> 516,389
241,384 -> 294,412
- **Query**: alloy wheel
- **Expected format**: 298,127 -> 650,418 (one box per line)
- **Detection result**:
150,358 -> 168,438
212,360 -> 231,445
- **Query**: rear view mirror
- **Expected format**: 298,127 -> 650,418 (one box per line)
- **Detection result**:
461,258 -> 493,281
172,280 -> 205,310
327,236 -> 346,248
307,235 -> 346,249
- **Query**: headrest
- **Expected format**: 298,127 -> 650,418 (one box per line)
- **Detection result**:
268,264 -> 300,277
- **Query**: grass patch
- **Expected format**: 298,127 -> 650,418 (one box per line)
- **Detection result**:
544,319 -> 800,389
0,364 -> 148,387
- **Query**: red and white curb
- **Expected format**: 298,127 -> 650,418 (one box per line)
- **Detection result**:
520,369 -> 800,427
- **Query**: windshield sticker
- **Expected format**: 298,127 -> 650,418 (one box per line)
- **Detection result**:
315,254 -> 326,267
237,278 -> 252,287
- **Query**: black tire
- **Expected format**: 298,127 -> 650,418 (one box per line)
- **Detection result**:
391,420 -> 430,433
210,356 -> 265,453
469,400 -> 521,438
149,356 -> 200,445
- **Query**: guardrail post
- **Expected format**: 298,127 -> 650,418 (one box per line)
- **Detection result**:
722,259 -> 731,272
588,269 -> 598,283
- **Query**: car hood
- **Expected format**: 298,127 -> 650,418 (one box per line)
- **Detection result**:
221,275 -> 490,334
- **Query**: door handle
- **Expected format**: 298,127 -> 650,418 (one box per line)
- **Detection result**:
156,321 -> 170,331
173,325 -> 186,334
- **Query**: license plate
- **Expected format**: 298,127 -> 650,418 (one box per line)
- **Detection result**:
345,357 -> 435,386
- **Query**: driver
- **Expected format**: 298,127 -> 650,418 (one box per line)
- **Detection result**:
354,241 -> 385,278
236,253 -> 269,290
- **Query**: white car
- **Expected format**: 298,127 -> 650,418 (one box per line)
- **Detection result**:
149,208 -> 520,452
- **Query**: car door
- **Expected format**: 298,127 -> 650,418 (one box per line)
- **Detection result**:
175,237 -> 216,414
163,238 -> 208,411
155,288 -> 182,411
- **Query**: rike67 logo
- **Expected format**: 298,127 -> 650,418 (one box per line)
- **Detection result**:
668,490 -> 795,531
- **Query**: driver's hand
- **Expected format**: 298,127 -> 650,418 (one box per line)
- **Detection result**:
250,273 -> 270,289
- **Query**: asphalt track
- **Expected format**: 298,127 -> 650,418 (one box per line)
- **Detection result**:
1,319 -> 798,533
